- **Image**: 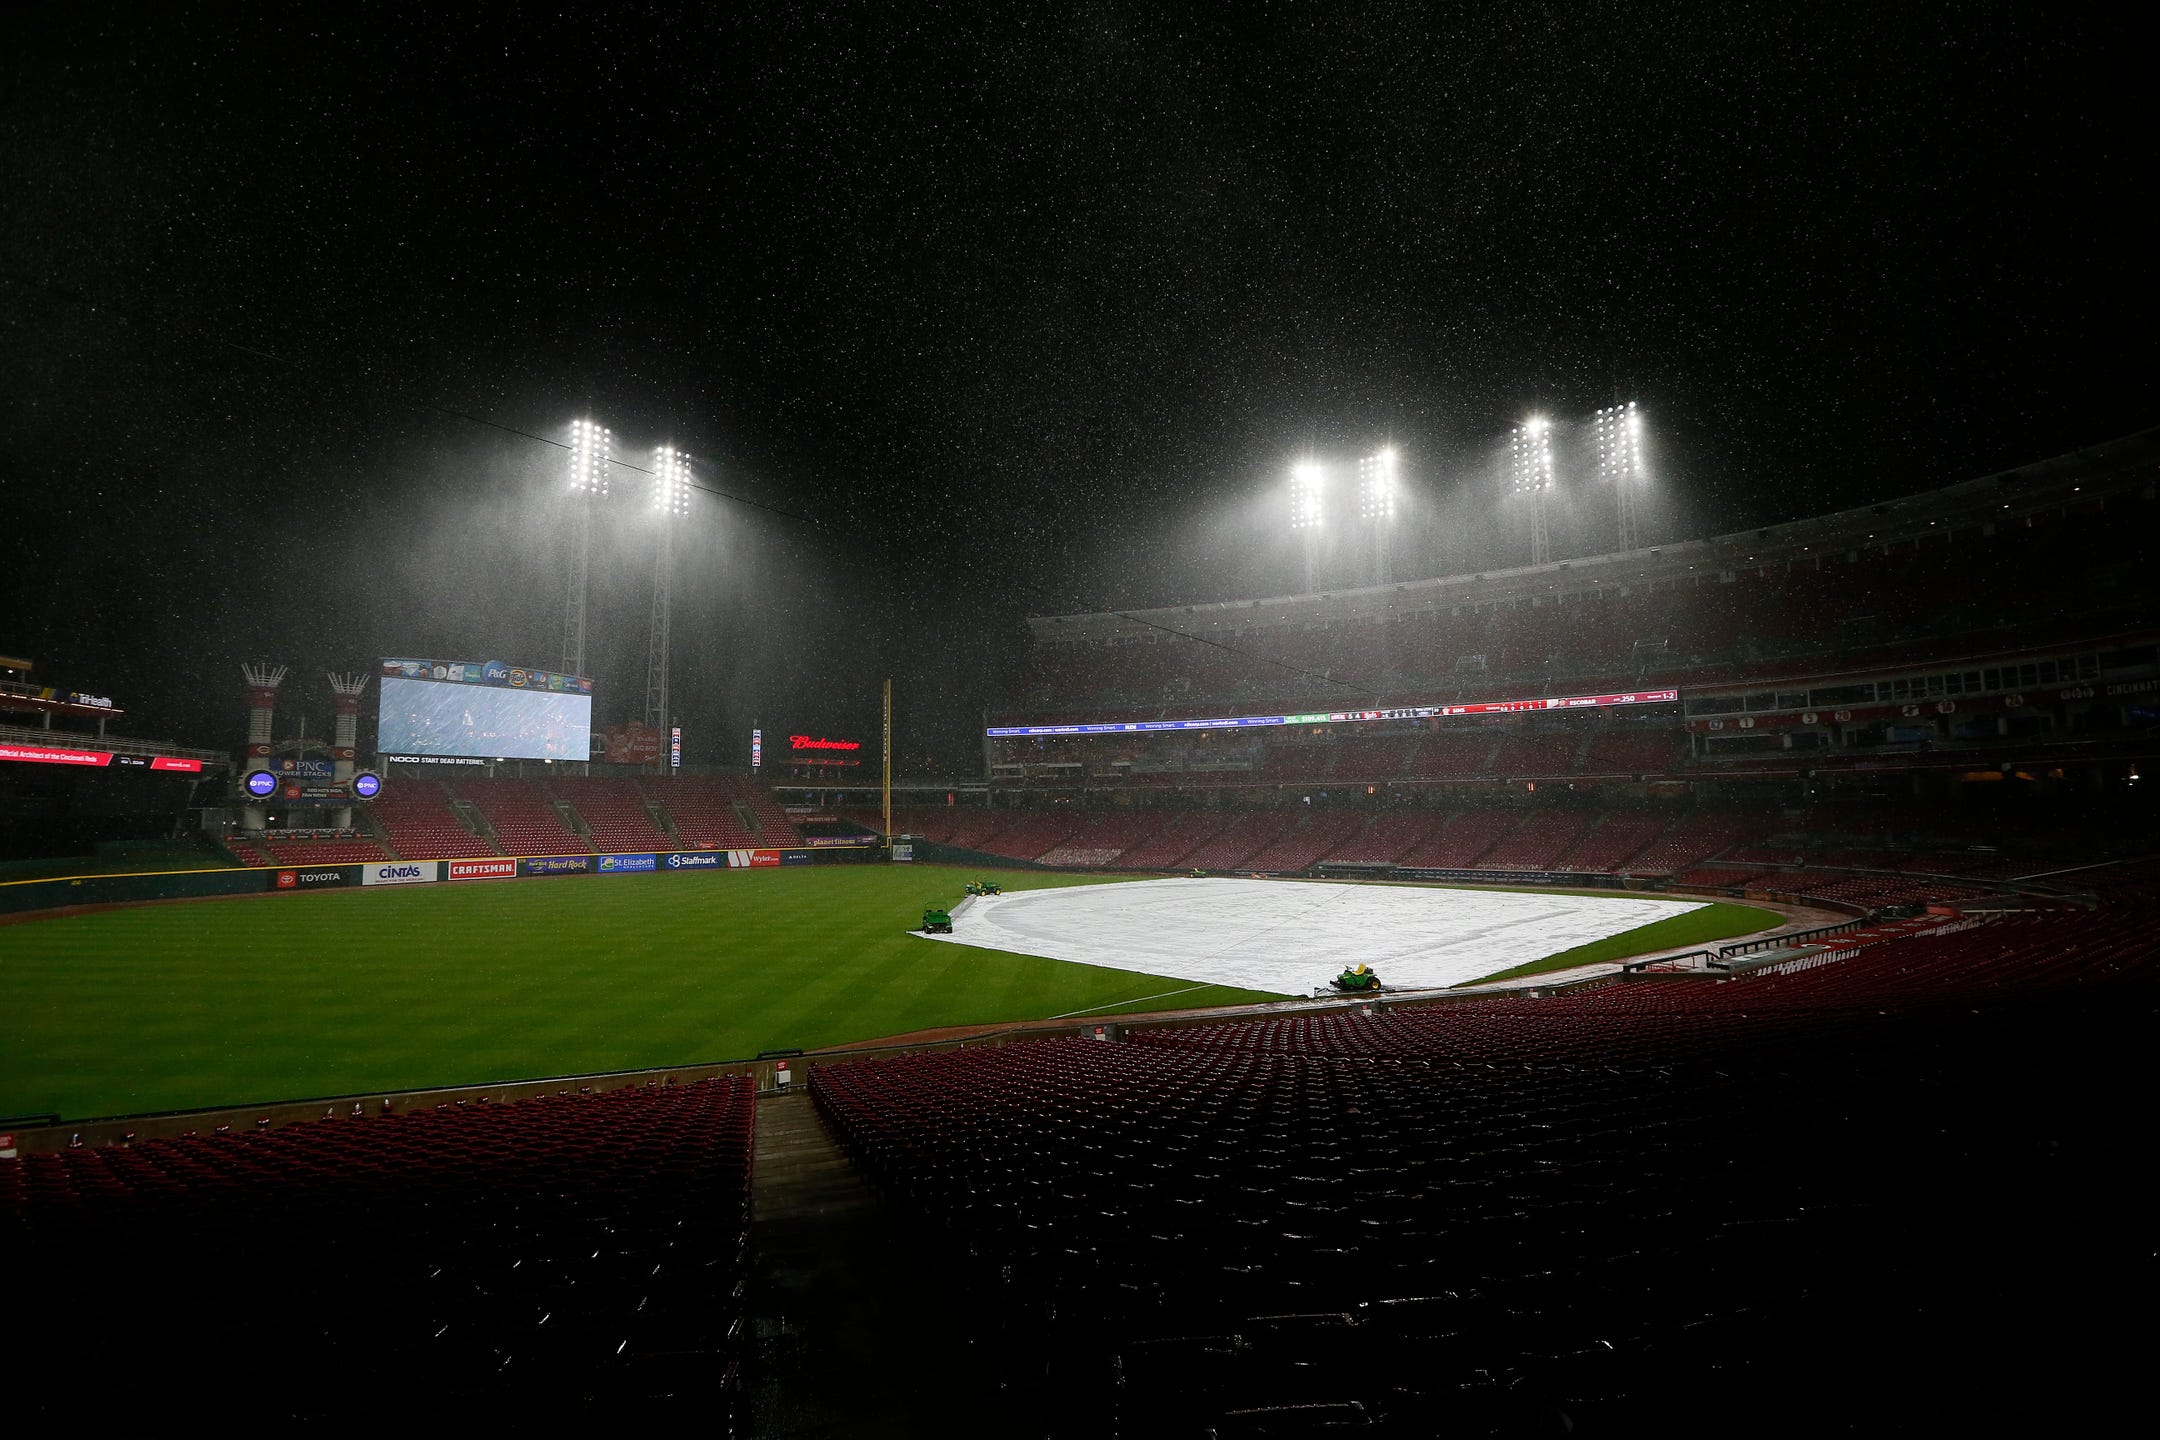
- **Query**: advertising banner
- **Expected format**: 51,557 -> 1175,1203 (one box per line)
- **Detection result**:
805,834 -> 872,848
0,742 -> 202,772
724,849 -> 784,868
781,850 -> 814,866
361,861 -> 440,886
661,851 -> 726,872
446,858 -> 518,881
519,855 -> 592,877
988,688 -> 1682,738
275,758 -> 336,780
596,853 -> 658,874
272,868 -> 353,891
892,843 -> 913,862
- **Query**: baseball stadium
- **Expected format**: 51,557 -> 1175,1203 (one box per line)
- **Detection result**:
6,426 -> 2155,1433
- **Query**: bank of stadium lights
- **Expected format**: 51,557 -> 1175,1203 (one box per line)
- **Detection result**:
1289,461 -> 1325,531
1594,402 -> 1646,550
1510,417 -> 1556,566
1357,448 -> 1398,521
568,418 -> 611,495
652,445 -> 692,517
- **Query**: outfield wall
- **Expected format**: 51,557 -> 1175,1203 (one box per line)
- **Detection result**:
0,845 -> 871,919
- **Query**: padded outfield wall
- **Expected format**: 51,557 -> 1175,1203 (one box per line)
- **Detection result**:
0,846 -> 872,919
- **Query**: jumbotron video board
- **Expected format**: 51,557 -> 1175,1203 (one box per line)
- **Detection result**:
377,658 -> 593,762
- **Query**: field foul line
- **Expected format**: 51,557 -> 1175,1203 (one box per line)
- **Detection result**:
1050,984 -> 1215,1020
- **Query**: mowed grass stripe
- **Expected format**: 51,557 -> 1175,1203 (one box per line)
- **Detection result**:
0,867 -> 1280,1120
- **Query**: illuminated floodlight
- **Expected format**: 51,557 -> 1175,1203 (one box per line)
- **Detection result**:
568,418 -> 611,495
1593,401 -> 1644,482
1508,419 -> 1554,495
1289,461 -> 1326,531
1357,448 -> 1397,520
652,445 -> 692,518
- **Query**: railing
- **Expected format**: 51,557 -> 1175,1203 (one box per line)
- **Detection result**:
1718,917 -> 1870,957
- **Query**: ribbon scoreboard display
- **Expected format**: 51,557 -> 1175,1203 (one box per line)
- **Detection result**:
986,689 -> 1681,738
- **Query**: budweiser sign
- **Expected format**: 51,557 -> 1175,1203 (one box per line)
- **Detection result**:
790,735 -> 860,751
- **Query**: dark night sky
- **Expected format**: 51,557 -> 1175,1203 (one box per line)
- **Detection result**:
3,2 -> 2152,768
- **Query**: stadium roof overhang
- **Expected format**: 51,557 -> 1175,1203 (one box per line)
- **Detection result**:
1028,426 -> 2160,645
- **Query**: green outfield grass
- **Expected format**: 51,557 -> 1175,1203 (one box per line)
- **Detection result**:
1461,899 -> 1780,985
1,867 -> 1782,1121
0,867 -> 1285,1121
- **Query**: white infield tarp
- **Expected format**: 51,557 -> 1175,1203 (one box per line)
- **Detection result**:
917,876 -> 1704,995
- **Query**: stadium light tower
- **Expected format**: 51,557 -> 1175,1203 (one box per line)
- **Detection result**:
1357,447 -> 1398,584
1594,402 -> 1646,550
644,445 -> 691,766
1289,461 -> 1325,591
1509,417 -> 1556,566
563,418 -> 610,680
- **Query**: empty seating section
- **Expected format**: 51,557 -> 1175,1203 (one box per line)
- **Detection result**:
1622,811 -> 1771,875
723,779 -> 805,845
1242,810 -> 1367,872
222,836 -> 276,866
368,779 -> 490,859
813,906 -> 2156,1431
257,835 -> 393,865
1580,725 -> 1684,775
1402,729 -> 1502,779
1181,810 -> 1298,871
971,812 -> 1079,862
1397,810 -> 1521,869
1115,811 -> 1233,870
1319,809 -> 1444,865
1475,811 -> 1595,870
551,776 -> 673,852
1552,813 -> 1667,873
5,1076 -> 756,1423
650,777 -> 760,849
1487,729 -> 1583,778
1036,811 -> 1167,867
450,777 -> 588,855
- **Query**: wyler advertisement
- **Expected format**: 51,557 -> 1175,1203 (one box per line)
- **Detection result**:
519,855 -> 592,876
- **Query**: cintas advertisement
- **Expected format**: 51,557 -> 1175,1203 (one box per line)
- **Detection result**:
361,861 -> 440,886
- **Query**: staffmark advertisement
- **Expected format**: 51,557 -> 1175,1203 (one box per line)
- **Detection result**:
663,852 -> 725,870
597,853 -> 658,874
447,858 -> 518,881
362,861 -> 440,886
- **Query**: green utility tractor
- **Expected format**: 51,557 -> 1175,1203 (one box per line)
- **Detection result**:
963,879 -> 1003,897
921,907 -> 954,935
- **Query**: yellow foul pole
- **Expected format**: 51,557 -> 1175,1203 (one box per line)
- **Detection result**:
881,678 -> 892,854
